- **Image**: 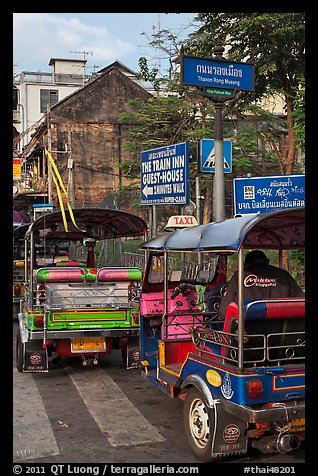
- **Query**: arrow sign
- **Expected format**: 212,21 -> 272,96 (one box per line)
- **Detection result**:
200,139 -> 232,173
142,185 -> 153,198
140,142 -> 189,206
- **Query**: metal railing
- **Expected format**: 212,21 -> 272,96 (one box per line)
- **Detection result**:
45,283 -> 131,310
157,311 -> 305,367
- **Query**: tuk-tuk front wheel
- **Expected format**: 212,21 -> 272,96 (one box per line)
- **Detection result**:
183,387 -> 216,463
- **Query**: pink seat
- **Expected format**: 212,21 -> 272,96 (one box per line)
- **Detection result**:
97,267 -> 142,282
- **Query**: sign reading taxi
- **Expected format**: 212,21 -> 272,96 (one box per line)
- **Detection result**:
140,142 -> 189,206
165,215 -> 198,230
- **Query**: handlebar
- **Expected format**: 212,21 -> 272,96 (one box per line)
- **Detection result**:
171,283 -> 196,300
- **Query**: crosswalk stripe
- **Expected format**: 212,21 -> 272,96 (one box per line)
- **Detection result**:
13,369 -> 60,461
67,367 -> 165,447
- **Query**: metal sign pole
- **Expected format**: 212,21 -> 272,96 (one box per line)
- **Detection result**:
213,101 -> 225,222
152,206 -> 157,238
181,45 -> 254,222
211,46 -> 226,223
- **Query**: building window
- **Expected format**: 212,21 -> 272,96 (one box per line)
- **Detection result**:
40,89 -> 59,113
13,87 -> 19,110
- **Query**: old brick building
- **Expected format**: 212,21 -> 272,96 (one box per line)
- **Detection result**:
15,62 -> 151,212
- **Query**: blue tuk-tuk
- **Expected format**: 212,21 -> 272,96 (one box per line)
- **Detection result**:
139,207 -> 305,462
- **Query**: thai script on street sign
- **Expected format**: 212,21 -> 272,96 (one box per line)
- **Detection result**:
182,55 -> 254,92
140,143 -> 189,206
233,175 -> 305,215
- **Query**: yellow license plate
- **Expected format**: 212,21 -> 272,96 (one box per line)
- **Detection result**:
290,418 -> 305,432
71,337 -> 106,352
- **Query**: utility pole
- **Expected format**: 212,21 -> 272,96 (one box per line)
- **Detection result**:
66,126 -> 75,207
46,105 -> 52,203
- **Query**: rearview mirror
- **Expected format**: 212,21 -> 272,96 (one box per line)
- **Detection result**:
83,237 -> 96,247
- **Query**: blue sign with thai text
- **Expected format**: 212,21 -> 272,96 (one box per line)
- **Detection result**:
233,175 -> 305,215
182,55 -> 254,92
140,142 -> 189,206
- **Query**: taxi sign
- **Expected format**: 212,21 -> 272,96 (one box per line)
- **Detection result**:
164,215 -> 198,231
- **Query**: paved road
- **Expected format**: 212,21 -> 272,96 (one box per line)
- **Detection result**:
13,321 -> 305,466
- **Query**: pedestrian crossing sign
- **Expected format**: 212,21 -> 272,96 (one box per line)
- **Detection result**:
200,139 -> 232,173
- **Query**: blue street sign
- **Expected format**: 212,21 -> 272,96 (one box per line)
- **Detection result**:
233,175 -> 305,215
182,55 -> 254,92
200,139 -> 232,173
140,142 -> 189,206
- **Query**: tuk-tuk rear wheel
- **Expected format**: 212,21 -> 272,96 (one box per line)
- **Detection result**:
183,387 -> 217,462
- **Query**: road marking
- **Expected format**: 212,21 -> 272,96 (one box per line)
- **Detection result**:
68,367 -> 165,447
13,369 -> 60,461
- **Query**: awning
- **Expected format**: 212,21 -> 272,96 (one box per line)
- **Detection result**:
26,207 -> 148,240
140,208 -> 305,252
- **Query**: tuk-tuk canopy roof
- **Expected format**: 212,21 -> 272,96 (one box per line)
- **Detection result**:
13,210 -> 30,226
140,208 -> 305,253
13,223 -> 30,240
26,208 -> 148,240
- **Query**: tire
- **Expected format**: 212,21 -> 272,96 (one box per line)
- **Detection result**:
183,387 -> 217,462
16,330 -> 24,372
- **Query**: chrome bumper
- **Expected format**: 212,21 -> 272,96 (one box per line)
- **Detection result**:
223,398 -> 305,422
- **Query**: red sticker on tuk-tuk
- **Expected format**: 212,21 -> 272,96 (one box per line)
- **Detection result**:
223,424 -> 240,443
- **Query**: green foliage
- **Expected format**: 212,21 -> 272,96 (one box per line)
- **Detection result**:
117,94 -> 212,185
291,76 -> 305,152
185,13 -> 305,174
187,13 -> 305,99
117,13 -> 305,201
136,57 -> 161,92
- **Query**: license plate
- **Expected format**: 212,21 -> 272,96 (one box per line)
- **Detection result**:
290,418 -> 305,432
71,337 -> 106,353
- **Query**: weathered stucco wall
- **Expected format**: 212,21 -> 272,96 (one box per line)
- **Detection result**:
44,66 -> 151,207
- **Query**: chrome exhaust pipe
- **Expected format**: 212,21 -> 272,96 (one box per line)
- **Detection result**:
252,433 -> 300,454
277,433 -> 300,453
